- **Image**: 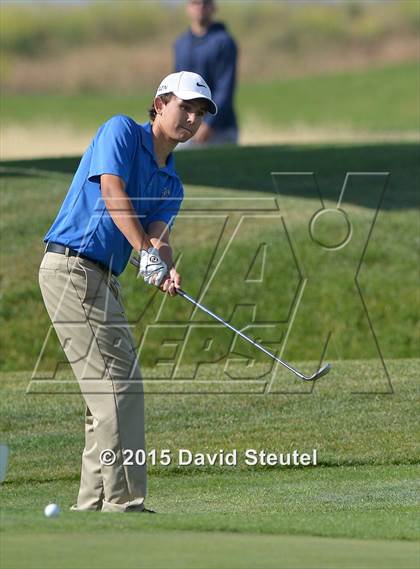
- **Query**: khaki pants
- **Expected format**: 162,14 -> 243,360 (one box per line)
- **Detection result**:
38,251 -> 146,512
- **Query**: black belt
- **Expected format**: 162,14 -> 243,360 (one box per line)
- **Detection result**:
45,242 -> 115,275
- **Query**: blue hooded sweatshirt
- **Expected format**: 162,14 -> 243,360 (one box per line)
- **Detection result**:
174,22 -> 237,130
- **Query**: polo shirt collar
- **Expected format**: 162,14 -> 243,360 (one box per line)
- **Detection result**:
140,121 -> 176,175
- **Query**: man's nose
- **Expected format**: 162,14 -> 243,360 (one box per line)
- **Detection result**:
187,112 -> 199,124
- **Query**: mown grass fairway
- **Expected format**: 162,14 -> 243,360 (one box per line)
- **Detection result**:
1,141 -> 418,567
2,533 -> 419,569
1,360 -> 419,568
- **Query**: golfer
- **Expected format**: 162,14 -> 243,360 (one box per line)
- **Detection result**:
38,71 -> 217,513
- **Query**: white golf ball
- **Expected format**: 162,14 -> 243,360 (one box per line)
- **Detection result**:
44,503 -> 60,518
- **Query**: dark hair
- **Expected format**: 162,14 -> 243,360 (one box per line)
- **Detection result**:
148,93 -> 173,122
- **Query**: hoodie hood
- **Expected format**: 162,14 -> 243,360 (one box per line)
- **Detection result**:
190,22 -> 227,39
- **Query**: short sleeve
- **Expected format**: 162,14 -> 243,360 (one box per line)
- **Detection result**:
88,116 -> 137,185
145,182 -> 184,232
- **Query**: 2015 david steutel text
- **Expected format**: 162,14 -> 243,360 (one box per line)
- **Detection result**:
100,448 -> 318,467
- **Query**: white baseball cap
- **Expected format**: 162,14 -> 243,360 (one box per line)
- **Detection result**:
156,71 -> 218,115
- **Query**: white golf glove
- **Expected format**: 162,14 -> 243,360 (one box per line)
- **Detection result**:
137,247 -> 167,286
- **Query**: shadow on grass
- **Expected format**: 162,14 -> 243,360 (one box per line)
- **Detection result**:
1,143 -> 418,210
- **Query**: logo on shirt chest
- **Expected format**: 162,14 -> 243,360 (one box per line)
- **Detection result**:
161,187 -> 171,198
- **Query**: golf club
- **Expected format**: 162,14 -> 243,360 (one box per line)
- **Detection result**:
130,256 -> 331,382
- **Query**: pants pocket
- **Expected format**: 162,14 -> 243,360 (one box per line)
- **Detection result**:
108,277 -> 123,304
68,262 -> 89,304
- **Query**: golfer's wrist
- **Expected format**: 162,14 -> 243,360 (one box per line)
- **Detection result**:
149,241 -> 172,267
136,238 -> 153,252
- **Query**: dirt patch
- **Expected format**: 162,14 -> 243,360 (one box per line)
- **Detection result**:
0,124 -> 95,160
1,123 -> 418,161
240,120 -> 420,146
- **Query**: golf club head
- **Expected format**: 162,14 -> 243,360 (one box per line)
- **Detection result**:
310,363 -> 331,381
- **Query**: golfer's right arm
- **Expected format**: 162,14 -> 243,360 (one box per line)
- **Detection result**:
100,174 -> 177,294
100,174 -> 152,252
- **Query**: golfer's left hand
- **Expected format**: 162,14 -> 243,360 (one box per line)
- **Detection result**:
138,247 -> 167,286
159,268 -> 181,296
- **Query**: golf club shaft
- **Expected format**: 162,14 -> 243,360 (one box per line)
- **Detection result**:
129,256 -> 329,381
175,288 -> 309,380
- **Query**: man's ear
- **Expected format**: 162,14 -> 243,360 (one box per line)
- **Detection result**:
154,96 -> 164,115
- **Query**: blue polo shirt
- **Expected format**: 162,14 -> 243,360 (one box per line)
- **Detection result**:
44,116 -> 184,276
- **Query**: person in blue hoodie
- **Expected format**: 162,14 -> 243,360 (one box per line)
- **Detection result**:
174,0 -> 238,145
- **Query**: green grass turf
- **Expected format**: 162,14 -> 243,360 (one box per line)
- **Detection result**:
1,73 -> 419,567
2,63 -> 418,132
2,532 -> 419,569
0,361 -> 419,568
1,143 -> 418,371
238,62 -> 419,132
